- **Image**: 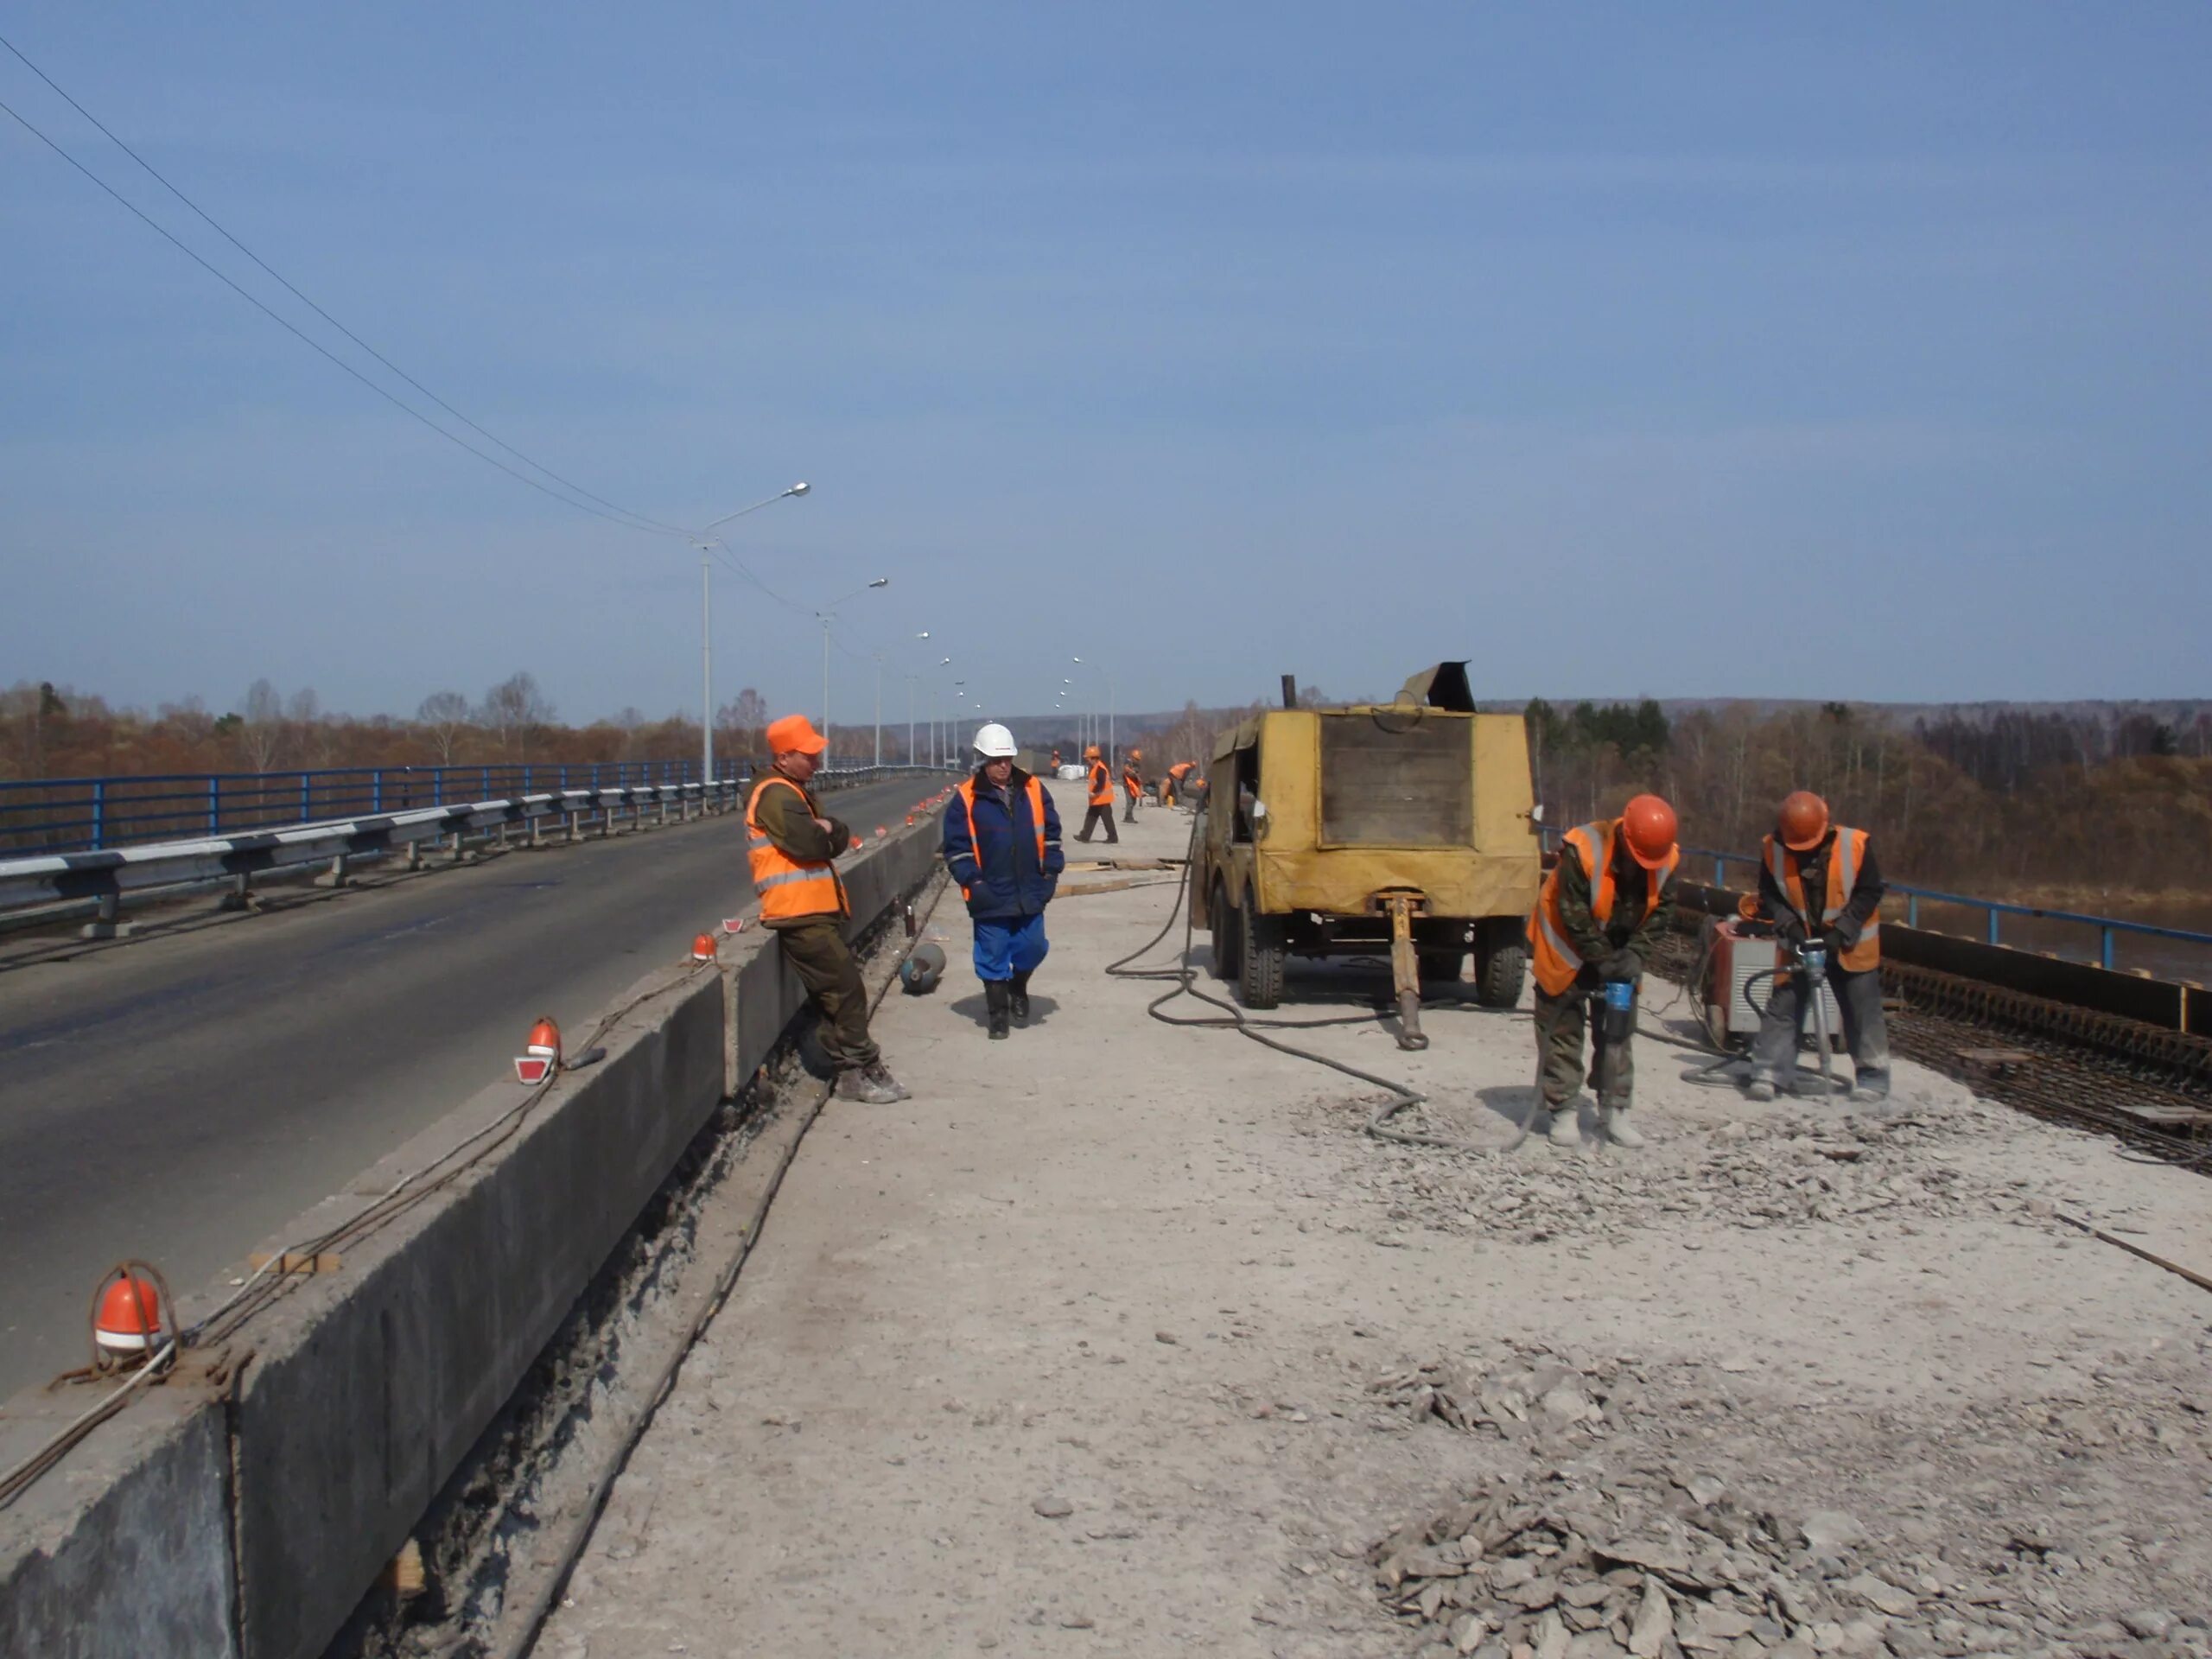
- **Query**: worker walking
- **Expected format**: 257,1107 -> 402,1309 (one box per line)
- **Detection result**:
1526,794 -> 1681,1149
1121,748 -> 1144,823
943,723 -> 1065,1039
1742,791 -> 1890,1103
747,715 -> 909,1103
1074,744 -> 1118,843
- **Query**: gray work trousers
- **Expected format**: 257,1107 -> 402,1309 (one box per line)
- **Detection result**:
1535,979 -> 1636,1113
1750,958 -> 1889,1097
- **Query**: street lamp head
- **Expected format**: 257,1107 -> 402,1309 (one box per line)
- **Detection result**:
787,481 -> 810,497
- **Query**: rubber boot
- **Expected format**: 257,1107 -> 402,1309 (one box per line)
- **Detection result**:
1008,971 -> 1032,1027
985,980 -> 1011,1040
1745,1079 -> 1777,1103
1546,1107 -> 1580,1148
1599,1107 -> 1645,1148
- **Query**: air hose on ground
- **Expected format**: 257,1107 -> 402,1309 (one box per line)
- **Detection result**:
1103,811 -> 1549,1154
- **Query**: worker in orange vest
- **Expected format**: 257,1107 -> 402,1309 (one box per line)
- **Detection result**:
1161,760 -> 1196,807
1050,747 -> 1064,773
1073,745 -> 1117,843
1121,747 -> 1144,823
1525,794 -> 1681,1149
1740,791 -> 1889,1103
747,714 -> 908,1103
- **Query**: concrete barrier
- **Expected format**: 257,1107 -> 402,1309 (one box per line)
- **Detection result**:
0,812 -> 947,1659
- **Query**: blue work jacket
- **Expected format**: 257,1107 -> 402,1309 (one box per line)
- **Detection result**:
943,766 -> 1065,919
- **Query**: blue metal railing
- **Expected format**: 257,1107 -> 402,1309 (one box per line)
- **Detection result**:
1541,826 -> 2212,976
1691,845 -> 2212,974
0,760 -> 738,855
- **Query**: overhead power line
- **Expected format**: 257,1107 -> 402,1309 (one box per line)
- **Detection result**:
0,42 -> 690,540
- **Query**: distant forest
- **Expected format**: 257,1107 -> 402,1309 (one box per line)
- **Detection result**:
7,679 -> 2211,902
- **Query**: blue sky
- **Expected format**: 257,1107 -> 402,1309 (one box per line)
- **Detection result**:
3,3 -> 2207,728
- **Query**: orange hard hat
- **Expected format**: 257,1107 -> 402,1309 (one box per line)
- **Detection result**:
1129,748 -> 1142,760
1620,794 -> 1678,870
94,1272 -> 162,1356
1778,791 -> 1830,852
765,714 -> 828,756
1084,744 -> 1101,760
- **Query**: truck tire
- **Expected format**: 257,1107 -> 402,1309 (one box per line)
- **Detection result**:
1209,879 -> 1239,982
1472,919 -> 1527,1008
1418,950 -> 1464,986
1238,892 -> 1286,1010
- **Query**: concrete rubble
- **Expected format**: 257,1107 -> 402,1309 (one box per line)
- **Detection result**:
527,784 -> 2212,1659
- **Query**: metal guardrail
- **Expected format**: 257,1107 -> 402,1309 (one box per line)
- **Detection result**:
1537,824 -> 2212,975
1692,845 -> 2212,973
0,760 -> 722,855
0,764 -> 952,925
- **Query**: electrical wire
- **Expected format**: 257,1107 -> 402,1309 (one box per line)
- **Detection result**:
1104,811 -> 1547,1154
0,86 -> 690,542
0,33 -> 693,543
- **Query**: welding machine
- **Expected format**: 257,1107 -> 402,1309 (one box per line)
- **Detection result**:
1699,916 -> 1842,1052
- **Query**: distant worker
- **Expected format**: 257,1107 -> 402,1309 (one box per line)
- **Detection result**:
1121,748 -> 1144,823
1162,760 -> 1196,807
1741,791 -> 1890,1103
1074,745 -> 1118,843
1526,794 -> 1681,1150
747,715 -> 909,1104
943,723 -> 1065,1039
1050,747 -> 1064,773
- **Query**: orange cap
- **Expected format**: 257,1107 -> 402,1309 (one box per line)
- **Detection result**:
766,714 -> 828,756
1778,791 -> 1830,852
1620,794 -> 1678,870
691,932 -> 718,962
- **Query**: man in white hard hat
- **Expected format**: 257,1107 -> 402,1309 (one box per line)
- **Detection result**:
943,722 -> 1065,1039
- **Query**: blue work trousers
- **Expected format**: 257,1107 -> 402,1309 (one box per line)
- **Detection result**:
973,913 -> 1049,983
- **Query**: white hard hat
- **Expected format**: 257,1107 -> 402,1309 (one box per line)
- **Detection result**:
973,721 -> 1018,759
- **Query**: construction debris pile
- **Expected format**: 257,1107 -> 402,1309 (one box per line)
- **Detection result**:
1339,1093 -> 2055,1246
1358,1340 -> 2212,1659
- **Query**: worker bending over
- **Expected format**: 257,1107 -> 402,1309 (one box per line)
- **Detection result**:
943,723 -> 1065,1039
1074,745 -> 1118,843
1741,791 -> 1890,1103
1526,794 -> 1681,1149
1121,748 -> 1144,823
747,715 -> 909,1104
1161,760 -> 1195,807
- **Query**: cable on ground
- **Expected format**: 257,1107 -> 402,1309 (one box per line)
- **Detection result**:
1103,812 -> 1548,1155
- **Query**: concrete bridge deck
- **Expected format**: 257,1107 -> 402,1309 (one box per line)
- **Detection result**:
532,780 -> 2212,1659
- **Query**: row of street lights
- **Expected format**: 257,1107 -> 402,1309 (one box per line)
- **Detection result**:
691,482 -> 973,774
690,484 -> 1122,776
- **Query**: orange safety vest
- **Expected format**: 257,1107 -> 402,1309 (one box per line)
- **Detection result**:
1122,765 -> 1141,798
1087,761 -> 1113,807
1761,827 -> 1881,971
955,775 -> 1046,902
1527,818 -> 1681,997
746,775 -> 850,922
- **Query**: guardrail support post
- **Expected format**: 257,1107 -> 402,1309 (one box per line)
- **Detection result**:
217,871 -> 257,912
314,854 -> 351,890
658,794 -> 670,827
450,831 -> 475,866
565,810 -> 582,845
79,893 -> 132,941
404,839 -> 424,871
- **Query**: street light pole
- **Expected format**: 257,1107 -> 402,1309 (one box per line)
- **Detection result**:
814,575 -> 889,768
693,480 -> 809,781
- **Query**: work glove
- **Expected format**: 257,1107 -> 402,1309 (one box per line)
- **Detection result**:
1832,915 -> 1863,951
1774,916 -> 1808,951
1599,950 -> 1642,983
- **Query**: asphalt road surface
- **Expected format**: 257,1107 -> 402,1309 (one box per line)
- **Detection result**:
0,775 -> 937,1402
